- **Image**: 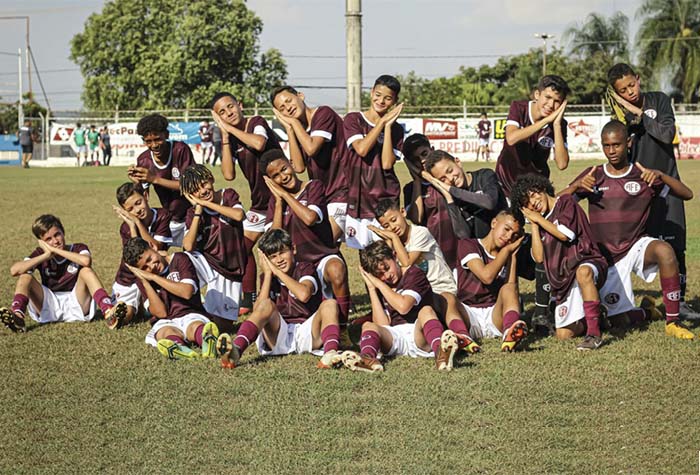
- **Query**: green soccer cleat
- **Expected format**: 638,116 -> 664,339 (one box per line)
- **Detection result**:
157,339 -> 199,360
200,322 -> 220,359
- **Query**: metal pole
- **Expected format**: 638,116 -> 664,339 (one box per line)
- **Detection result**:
26,16 -> 31,95
542,40 -> 547,76
18,48 -> 23,130
345,0 -> 362,112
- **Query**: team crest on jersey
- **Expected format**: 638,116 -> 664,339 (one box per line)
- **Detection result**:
558,305 -> 568,317
246,212 -> 259,224
624,182 -> 641,195
644,109 -> 657,119
604,293 -> 620,305
67,263 -> 79,274
538,136 -> 554,148
167,272 -> 181,282
172,167 -> 180,179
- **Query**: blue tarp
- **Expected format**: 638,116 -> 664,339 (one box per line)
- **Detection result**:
0,134 -> 21,166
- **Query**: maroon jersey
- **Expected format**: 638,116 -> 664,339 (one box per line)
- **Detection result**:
114,208 -> 173,286
456,238 -> 507,308
572,164 -> 668,263
305,106 -> 349,203
269,261 -> 322,324
137,252 -> 207,319
495,100 -> 568,195
199,124 -> 212,143
540,194 -> 607,302
380,265 -> 434,326
26,243 -> 90,292
266,180 -> 339,263
477,119 -> 491,140
136,141 -> 194,222
403,181 -> 457,269
343,112 -> 404,219
185,189 -> 247,281
228,116 -> 281,213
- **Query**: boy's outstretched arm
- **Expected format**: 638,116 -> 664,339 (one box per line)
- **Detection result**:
636,162 -> 693,201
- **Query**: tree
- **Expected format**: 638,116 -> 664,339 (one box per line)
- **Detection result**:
0,93 -> 47,134
563,12 -> 630,62
636,0 -> 700,102
70,0 -> 287,111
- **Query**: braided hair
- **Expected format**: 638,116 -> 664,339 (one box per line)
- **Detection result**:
180,164 -> 214,195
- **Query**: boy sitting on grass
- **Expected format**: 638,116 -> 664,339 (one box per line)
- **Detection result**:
1,214 -> 125,332
123,237 -> 220,360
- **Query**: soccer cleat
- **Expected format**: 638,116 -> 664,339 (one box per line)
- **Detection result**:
679,302 -> 700,321
501,320 -> 528,352
455,332 -> 481,354
317,349 -> 343,369
341,351 -> 383,373
200,322 -> 220,359
435,330 -> 459,371
665,321 -> 694,340
639,296 -> 663,321
576,334 -> 604,351
104,302 -> 128,330
216,332 -> 233,357
157,339 -> 199,360
217,333 -> 241,369
0,307 -> 26,333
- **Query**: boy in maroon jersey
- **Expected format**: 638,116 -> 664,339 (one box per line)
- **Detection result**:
209,92 -> 283,315
128,114 -> 194,248
511,174 -> 608,350
216,229 -> 343,370
270,86 -> 349,241
123,237 -> 220,360
260,149 -> 352,327
180,165 -> 247,333
475,112 -> 491,162
341,241 -> 465,372
343,75 -> 405,249
456,211 -> 528,352
560,120 -> 694,339
110,183 -> 173,328
0,215 -> 125,333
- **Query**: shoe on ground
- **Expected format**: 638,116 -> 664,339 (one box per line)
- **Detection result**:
201,322 -> 220,358
436,330 -> 459,371
317,349 -> 343,369
454,332 -> 481,354
501,320 -> 528,352
639,296 -> 663,321
341,350 -> 383,373
105,302 -> 127,330
665,321 -> 694,340
576,334 -> 603,351
157,339 -> 199,360
0,307 -> 26,333
216,333 -> 241,368
679,301 -> 700,321
531,310 -> 554,336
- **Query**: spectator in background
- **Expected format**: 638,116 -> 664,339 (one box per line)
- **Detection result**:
199,119 -> 214,164
72,122 -> 88,167
88,125 -> 100,164
100,126 -> 112,166
211,121 -> 222,166
18,119 -> 37,169
475,112 -> 491,162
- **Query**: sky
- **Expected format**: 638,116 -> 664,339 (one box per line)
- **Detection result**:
0,0 -> 642,112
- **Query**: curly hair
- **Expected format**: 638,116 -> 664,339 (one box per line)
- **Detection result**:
180,164 -> 214,196
509,173 -> 556,210
122,237 -> 150,267
359,240 -> 395,275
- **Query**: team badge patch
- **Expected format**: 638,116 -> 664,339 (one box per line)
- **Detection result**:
172,167 -> 180,179
604,293 -> 620,305
67,263 -> 79,274
558,305 -> 568,317
246,212 -> 259,224
346,226 -> 356,238
624,182 -> 641,195
644,109 -> 657,119
538,136 -> 554,148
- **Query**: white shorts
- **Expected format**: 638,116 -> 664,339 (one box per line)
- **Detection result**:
169,221 -> 186,248
316,254 -> 343,299
111,281 -> 141,309
384,323 -> 434,358
344,215 -> 380,250
145,313 -> 210,347
28,285 -> 95,324
461,303 -> 502,339
76,145 -> 87,154
243,210 -> 267,233
555,263 -> 599,329
186,251 -> 241,321
256,312 -> 323,356
327,202 -> 347,236
600,236 -> 658,317
201,142 -> 213,149
478,138 -> 489,147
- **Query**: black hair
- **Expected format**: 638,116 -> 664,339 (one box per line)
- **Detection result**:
373,75 -> 401,96
423,149 -> 455,173
116,182 -> 145,206
359,240 -> 395,275
209,92 -> 238,110
32,214 -> 64,239
259,149 -> 289,176
122,237 -> 150,267
136,114 -> 169,137
601,120 -> 628,138
495,209 -> 524,229
258,228 -> 293,256
402,134 -> 431,165
374,198 -> 400,219
607,63 -> 637,86
270,85 -> 299,105
537,75 -> 571,98
180,164 -> 214,195
480,111 -> 488,117
509,173 -> 556,210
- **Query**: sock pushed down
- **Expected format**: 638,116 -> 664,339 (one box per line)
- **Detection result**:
233,320 -> 259,355
583,301 -> 601,337
422,319 -> 444,354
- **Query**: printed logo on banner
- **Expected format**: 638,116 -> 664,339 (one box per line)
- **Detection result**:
493,119 -> 507,140
52,126 -> 74,143
423,119 -> 458,140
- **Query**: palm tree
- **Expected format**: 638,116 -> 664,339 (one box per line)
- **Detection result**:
636,0 -> 700,101
563,12 -> 629,61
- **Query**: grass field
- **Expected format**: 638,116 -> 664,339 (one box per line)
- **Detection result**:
1,160 -> 699,474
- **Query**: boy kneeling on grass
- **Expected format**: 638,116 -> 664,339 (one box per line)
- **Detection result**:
1,214 -> 125,332
216,229 -> 343,370
123,237 -> 219,360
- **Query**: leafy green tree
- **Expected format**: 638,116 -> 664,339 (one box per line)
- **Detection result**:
70,0 -> 287,111
563,12 -> 629,61
0,93 -> 47,134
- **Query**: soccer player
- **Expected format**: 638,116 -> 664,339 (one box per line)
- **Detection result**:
260,149 -> 352,327
209,91 -> 283,314
128,113 -> 194,247
271,86 -> 349,241
123,237 -> 220,360
342,75 -> 404,249
216,229 -> 343,370
72,122 -> 88,167
456,210 -> 528,352
511,174 -> 608,350
606,63 -> 697,319
475,112 -> 491,162
560,120 -> 694,339
0,215 -> 125,333
87,125 -> 100,164
198,119 -> 214,164
180,165 -> 247,333
111,182 -> 173,328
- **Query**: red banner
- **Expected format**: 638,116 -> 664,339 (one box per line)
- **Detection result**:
423,119 -> 458,140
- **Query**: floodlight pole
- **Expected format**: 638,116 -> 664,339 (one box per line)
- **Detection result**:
346,0 -> 362,113
534,33 -> 554,76
18,48 -> 23,129
0,16 -> 31,95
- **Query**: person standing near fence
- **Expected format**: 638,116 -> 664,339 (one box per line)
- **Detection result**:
72,123 -> 88,167
100,126 -> 112,166
18,119 -> 37,169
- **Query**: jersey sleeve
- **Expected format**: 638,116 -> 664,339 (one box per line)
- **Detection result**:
176,142 -> 195,170
153,209 -> 173,247
249,116 -> 270,140
458,239 -> 481,269
309,106 -> 336,142
406,226 -> 434,254
305,180 -> 326,222
399,266 -> 431,307
553,195 -> 579,241
172,253 -> 199,290
505,101 -> 523,129
223,188 -> 243,209
119,222 -> 132,245
297,262 -> 320,296
343,112 -> 364,149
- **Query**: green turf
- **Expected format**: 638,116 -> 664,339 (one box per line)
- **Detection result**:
1,160 -> 699,474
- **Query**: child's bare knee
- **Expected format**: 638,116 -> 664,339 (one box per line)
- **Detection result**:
575,265 -> 594,284
325,260 -> 347,285
362,321 -> 379,333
